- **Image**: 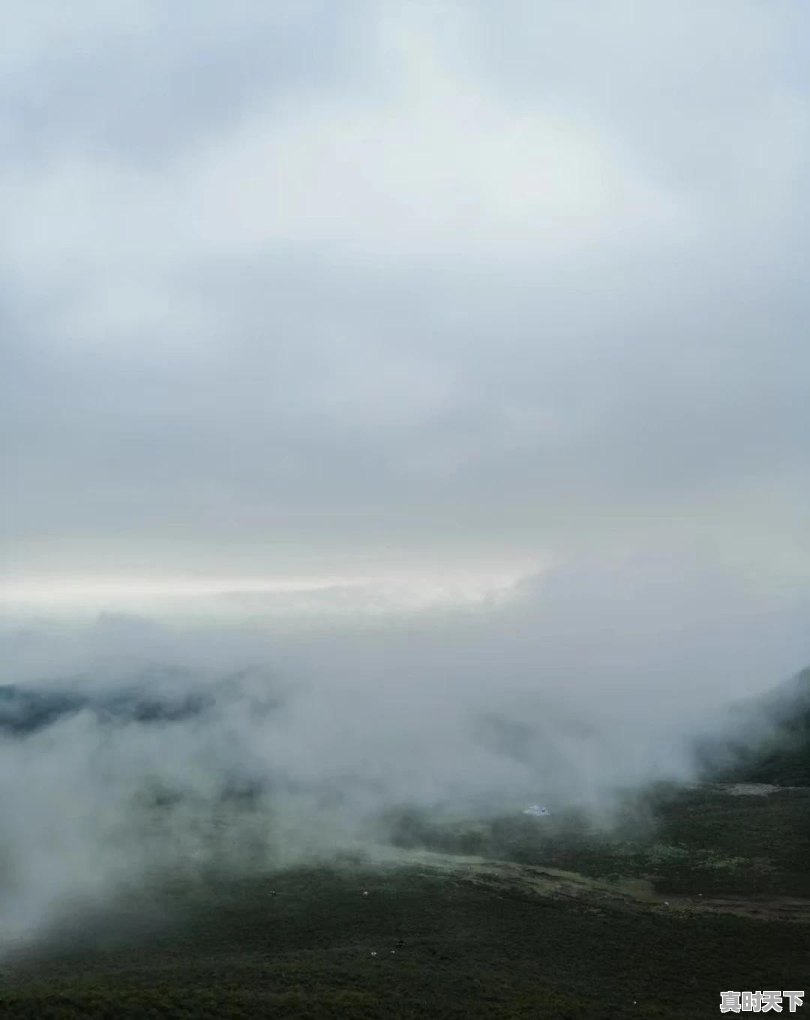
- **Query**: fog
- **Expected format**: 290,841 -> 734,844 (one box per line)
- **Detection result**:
2,0 -> 810,962
2,542 -> 808,952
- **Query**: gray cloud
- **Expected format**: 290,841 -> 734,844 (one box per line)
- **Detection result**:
0,540 -> 808,948
4,0 -> 810,958
3,2 -> 810,586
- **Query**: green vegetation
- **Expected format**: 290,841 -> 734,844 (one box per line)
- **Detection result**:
388,784 -> 810,896
3,859 -> 810,1019
4,668 -> 810,1016
703,668 -> 810,786
3,782 -> 810,1018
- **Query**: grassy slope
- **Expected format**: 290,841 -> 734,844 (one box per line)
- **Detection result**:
704,667 -> 810,786
3,785 -> 810,1019
390,785 -> 810,896
3,864 -> 809,1020
5,668 -> 810,1018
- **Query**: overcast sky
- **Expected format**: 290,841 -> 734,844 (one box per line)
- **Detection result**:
2,1 -> 809,603
4,5 -> 810,947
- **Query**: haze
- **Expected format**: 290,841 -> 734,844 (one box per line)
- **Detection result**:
1,1 -> 809,950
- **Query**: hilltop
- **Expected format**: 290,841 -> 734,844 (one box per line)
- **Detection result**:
698,667 -> 810,787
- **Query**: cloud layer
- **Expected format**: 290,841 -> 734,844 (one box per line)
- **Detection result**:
2,542 -> 809,949
2,0 -> 809,955
2,1 -> 809,585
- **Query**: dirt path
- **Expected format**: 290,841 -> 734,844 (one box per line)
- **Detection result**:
370,845 -> 810,923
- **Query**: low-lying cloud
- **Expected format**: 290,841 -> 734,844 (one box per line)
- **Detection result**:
1,544 -> 807,951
